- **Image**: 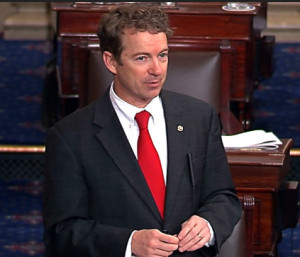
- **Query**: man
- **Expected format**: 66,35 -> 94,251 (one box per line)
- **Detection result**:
43,3 -> 242,257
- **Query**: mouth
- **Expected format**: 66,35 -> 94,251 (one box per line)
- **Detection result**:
145,79 -> 163,88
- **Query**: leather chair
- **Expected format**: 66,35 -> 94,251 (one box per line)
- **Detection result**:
75,39 -> 244,135
165,40 -> 244,135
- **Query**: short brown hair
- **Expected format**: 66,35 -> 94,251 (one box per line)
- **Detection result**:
97,3 -> 173,63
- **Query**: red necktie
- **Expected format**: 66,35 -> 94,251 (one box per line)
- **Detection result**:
135,110 -> 166,218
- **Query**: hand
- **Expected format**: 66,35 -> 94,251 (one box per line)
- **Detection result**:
177,215 -> 211,253
132,229 -> 179,257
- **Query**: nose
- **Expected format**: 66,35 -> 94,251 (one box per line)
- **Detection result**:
149,58 -> 163,76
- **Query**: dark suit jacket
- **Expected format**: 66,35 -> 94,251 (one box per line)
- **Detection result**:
43,89 -> 242,257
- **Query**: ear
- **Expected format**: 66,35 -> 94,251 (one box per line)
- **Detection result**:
102,51 -> 117,75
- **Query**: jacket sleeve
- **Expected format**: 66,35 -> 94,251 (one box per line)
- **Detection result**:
194,109 -> 242,253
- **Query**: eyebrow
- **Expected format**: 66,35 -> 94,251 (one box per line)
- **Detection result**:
133,48 -> 169,57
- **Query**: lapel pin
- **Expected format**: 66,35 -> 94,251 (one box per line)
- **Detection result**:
177,125 -> 184,132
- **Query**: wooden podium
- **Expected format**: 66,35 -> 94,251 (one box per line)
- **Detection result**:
227,139 -> 296,256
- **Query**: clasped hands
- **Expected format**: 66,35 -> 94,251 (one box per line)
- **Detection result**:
132,215 -> 211,257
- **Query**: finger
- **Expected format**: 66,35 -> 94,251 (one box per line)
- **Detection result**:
178,220 -> 201,244
179,228 -> 211,252
186,231 -> 212,252
178,217 -> 198,240
197,232 -> 203,240
153,231 -> 179,254
132,230 -> 179,256
154,234 -> 179,256
159,233 -> 179,245
178,231 -> 204,252
155,248 -> 176,257
178,230 -> 200,252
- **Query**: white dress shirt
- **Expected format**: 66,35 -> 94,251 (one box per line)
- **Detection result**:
109,84 -> 214,256
110,84 -> 168,182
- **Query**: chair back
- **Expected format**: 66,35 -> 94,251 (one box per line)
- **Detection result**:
81,48 -> 113,106
75,39 -> 244,134
165,50 -> 221,112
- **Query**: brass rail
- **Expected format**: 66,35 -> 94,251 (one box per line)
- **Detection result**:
0,145 -> 299,156
0,145 -> 45,153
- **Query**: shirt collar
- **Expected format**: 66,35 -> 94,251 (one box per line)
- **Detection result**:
109,83 -> 163,125
144,96 -> 163,126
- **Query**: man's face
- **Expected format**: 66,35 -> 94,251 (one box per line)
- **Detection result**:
110,29 -> 169,108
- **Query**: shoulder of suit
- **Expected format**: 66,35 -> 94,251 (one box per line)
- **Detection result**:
161,89 -> 214,110
52,101 -> 97,131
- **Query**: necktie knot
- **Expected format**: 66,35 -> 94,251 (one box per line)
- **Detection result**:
135,110 -> 151,130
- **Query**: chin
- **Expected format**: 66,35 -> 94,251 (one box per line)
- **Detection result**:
151,88 -> 162,97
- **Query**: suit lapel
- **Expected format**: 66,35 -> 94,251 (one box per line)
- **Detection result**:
92,91 -> 162,222
92,90 -> 188,222
160,91 -> 189,220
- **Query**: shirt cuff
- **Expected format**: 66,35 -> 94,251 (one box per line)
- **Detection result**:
203,219 -> 215,247
125,231 -> 136,257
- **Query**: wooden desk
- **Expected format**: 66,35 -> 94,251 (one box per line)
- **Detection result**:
227,139 -> 295,257
51,2 -> 274,127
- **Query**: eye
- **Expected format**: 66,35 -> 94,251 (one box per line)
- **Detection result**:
159,52 -> 168,60
136,56 -> 146,61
